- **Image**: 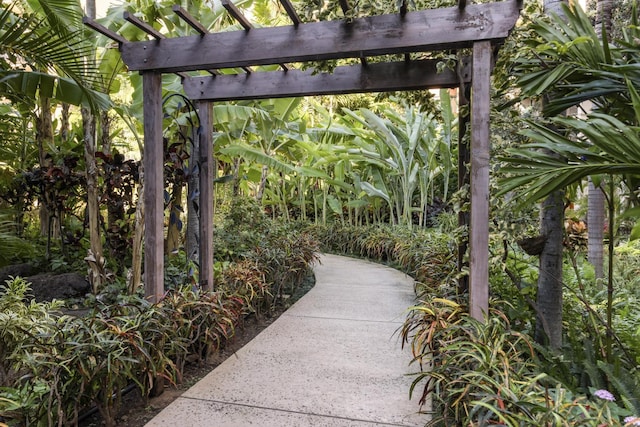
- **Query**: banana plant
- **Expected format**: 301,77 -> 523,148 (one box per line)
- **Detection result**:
338,103 -> 446,228
0,2 -> 110,111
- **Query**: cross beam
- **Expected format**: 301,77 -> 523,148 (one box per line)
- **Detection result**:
119,0 -> 520,73
183,59 -> 471,101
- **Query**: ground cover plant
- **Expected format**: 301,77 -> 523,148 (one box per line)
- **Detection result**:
1,0 -> 640,426
315,219 -> 640,426
0,198 -> 319,427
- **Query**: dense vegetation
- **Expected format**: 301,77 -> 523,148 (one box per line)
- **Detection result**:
0,197 -> 318,426
0,0 -> 639,426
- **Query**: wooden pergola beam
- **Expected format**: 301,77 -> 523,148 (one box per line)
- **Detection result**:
172,5 -> 208,35
82,17 -> 127,44
124,11 -> 165,39
119,0 -> 520,73
221,0 -> 288,72
339,0 -> 351,15
221,0 -> 253,30
183,59 -> 470,101
279,0 -> 302,26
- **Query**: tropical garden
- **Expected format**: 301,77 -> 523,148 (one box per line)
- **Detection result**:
0,0 -> 639,426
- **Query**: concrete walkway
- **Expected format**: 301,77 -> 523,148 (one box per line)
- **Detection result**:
146,254 -> 424,427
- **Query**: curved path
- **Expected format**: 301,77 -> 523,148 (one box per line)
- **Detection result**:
146,254 -> 424,427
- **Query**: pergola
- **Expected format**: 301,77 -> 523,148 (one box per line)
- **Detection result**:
85,0 -> 521,320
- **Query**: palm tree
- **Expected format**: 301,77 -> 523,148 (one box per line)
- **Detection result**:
0,0 -> 110,262
587,0 -> 617,280
500,1 -> 640,357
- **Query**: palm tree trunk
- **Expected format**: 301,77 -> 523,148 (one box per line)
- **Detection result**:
536,187 -> 564,348
587,179 -> 605,279
36,97 -> 55,242
83,0 -> 104,293
587,0 -> 614,280
535,0 -> 568,350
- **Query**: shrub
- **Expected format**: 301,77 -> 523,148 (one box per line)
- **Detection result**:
0,209 -> 321,427
401,298 -> 638,426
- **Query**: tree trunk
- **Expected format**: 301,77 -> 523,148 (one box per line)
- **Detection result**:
84,0 -> 96,21
595,0 -> 614,36
186,126 -> 200,264
35,97 -> 60,255
536,187 -> 564,349
586,0 -> 615,281
60,103 -> 70,142
82,0 -> 104,293
129,169 -> 145,295
535,0 -> 568,350
82,106 -> 105,293
587,179 -> 605,279
100,110 -> 111,155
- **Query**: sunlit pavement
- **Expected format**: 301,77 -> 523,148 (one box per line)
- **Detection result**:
145,253 -> 424,427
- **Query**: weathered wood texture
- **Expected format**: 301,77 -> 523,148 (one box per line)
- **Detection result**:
198,101 -> 214,292
221,0 -> 253,30
172,5 -> 208,35
82,17 -> 127,44
120,0 -> 520,73
469,41 -> 491,321
124,11 -> 165,39
183,59 -> 471,101
142,72 -> 164,303
279,0 -> 302,25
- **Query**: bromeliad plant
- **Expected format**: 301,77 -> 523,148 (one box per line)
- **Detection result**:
0,198 -> 321,426
400,298 -> 638,426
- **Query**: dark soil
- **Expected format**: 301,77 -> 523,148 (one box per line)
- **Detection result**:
78,272 -> 316,427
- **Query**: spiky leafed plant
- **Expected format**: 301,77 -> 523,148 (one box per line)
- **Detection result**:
500,2 -> 640,362
338,101 -> 451,228
0,1 -> 109,111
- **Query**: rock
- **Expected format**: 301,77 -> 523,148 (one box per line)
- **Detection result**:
0,263 -> 40,285
25,273 -> 91,302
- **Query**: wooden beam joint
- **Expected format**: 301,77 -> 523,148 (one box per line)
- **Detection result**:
119,0 -> 521,73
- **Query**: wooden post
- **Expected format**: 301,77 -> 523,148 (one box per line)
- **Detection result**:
469,41 -> 491,321
198,101 -> 215,292
143,72 -> 164,303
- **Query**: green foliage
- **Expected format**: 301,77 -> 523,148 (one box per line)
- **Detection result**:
500,2 -> 640,205
0,209 -> 320,426
401,299 -> 638,426
307,223 -> 456,293
214,197 -> 320,312
0,213 -> 34,267
0,1 -> 110,111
